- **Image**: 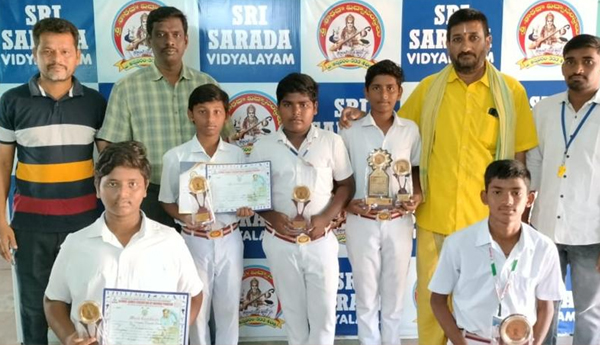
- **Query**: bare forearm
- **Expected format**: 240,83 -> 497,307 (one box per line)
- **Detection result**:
532,299 -> 554,345
318,176 -> 355,222
95,139 -> 111,153
515,151 -> 526,165
160,202 -> 185,223
412,167 -> 422,197
431,293 -> 467,345
44,297 -> 76,344
0,144 -> 15,226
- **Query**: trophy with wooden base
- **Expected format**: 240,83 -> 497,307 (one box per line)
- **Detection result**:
292,185 -> 311,244
494,314 -> 532,345
189,172 -> 215,227
393,159 -> 412,205
365,149 -> 393,221
78,300 -> 103,343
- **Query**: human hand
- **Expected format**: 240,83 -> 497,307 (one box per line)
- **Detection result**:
309,214 -> 329,240
64,332 -> 97,345
236,207 -> 255,218
0,224 -> 17,264
399,193 -> 422,214
339,107 -> 366,129
345,199 -> 370,215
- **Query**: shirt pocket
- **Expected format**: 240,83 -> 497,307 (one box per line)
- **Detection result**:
478,112 -> 499,150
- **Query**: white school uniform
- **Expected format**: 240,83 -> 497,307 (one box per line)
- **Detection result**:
340,113 -> 421,344
159,136 -> 245,345
248,126 -> 353,344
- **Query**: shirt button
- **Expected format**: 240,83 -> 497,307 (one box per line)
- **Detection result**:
566,155 -> 570,158
563,175 -> 567,178
557,216 -> 561,219
560,195 -> 564,198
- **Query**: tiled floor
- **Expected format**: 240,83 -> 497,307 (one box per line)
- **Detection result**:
1,259 -> 572,345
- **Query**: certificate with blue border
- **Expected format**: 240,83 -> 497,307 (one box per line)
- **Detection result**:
102,289 -> 190,345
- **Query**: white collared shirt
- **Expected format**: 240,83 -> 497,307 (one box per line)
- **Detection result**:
248,125 -> 353,219
339,112 -> 421,198
45,213 -> 203,326
527,91 -> 600,245
159,136 -> 246,229
429,219 -> 563,339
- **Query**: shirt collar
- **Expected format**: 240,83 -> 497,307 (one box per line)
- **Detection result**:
447,64 -> 490,87
559,89 -> 600,107
87,211 -> 148,244
28,74 -> 83,98
189,135 -> 231,155
276,124 -> 319,144
149,62 -> 191,82
475,218 -> 534,252
362,111 -> 405,128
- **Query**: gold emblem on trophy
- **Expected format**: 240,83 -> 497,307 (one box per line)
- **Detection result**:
292,185 -> 311,244
499,314 -> 532,345
365,149 -> 393,213
78,301 -> 102,339
189,172 -> 214,226
392,159 -> 412,203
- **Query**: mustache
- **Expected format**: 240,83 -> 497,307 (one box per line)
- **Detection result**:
458,52 -> 476,59
48,63 -> 67,69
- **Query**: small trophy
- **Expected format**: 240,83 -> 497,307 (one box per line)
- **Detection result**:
392,159 -> 412,204
188,172 -> 214,226
365,149 -> 393,220
78,300 -> 102,341
292,185 -> 311,244
497,314 -> 532,345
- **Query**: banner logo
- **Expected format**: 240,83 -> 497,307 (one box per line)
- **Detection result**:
516,1 -> 581,69
239,265 -> 284,328
229,92 -> 280,155
112,1 -> 162,71
317,1 -> 384,71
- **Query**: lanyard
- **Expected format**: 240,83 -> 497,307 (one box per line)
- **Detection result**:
561,101 -> 596,155
489,245 -> 519,317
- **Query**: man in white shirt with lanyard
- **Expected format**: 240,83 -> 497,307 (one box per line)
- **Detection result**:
527,34 -> 600,345
430,160 -> 563,345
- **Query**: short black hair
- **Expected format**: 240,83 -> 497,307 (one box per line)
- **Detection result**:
276,73 -> 318,105
563,34 -> 600,56
188,84 -> 229,112
447,8 -> 490,38
32,18 -> 79,49
95,141 -> 151,186
365,59 -> 404,88
484,159 -> 531,191
147,6 -> 188,37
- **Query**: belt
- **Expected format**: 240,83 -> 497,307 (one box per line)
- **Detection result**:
462,330 -> 492,344
357,210 -> 403,221
264,223 -> 327,244
182,223 -> 238,240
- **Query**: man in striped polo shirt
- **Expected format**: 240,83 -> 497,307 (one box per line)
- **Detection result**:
0,18 -> 106,344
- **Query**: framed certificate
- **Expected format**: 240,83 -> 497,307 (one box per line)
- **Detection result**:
179,161 -> 272,214
102,289 -> 190,345
206,161 -> 272,213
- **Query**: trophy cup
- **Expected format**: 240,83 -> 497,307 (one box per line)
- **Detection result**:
292,185 -> 311,244
188,172 -> 214,226
78,300 -> 102,342
365,149 -> 393,220
392,159 -> 412,204
497,314 -> 532,345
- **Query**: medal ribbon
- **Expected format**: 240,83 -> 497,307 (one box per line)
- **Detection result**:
561,101 -> 596,160
489,245 -> 519,317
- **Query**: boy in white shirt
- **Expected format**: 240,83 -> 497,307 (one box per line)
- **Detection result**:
340,59 -> 422,344
159,84 -> 252,345
248,73 -> 354,344
430,160 -> 563,345
44,141 -> 203,345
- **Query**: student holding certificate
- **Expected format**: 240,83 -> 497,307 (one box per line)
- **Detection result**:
159,84 -> 253,345
44,141 -> 203,345
248,73 -> 355,344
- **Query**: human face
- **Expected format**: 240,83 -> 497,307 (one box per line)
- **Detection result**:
481,177 -> 533,227
278,92 -> 317,136
33,32 -> 81,83
562,47 -> 600,94
364,75 -> 402,116
447,20 -> 491,75
248,107 -> 256,117
97,166 -> 148,220
148,17 -> 188,68
188,100 -> 228,139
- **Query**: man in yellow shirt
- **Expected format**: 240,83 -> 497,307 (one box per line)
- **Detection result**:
341,8 -> 537,345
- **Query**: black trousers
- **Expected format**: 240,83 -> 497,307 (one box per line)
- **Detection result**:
14,229 -> 69,345
142,183 -> 177,229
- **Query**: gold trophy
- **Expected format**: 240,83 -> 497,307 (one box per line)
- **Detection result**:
498,314 -> 532,345
78,300 -> 102,340
189,172 -> 214,226
292,185 -> 311,244
365,149 -> 393,220
392,159 -> 412,204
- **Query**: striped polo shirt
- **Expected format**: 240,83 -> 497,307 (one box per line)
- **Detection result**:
0,75 -> 106,232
